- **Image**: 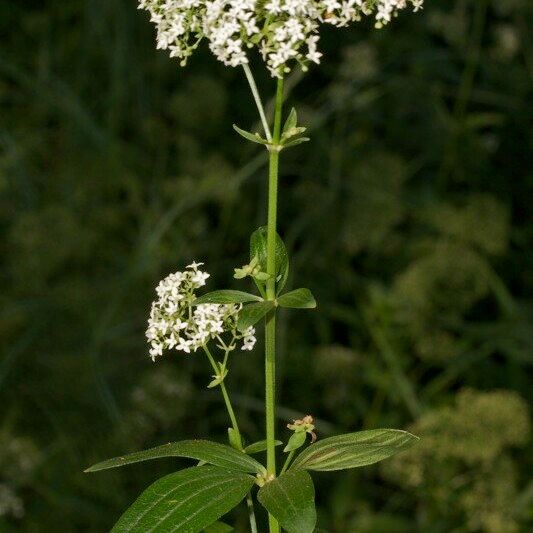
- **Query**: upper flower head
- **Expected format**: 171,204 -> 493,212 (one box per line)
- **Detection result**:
138,0 -> 424,77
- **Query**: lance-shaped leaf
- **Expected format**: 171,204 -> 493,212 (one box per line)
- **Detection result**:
282,137 -> 310,149
85,440 -> 265,475
112,466 -> 254,532
233,125 -> 269,145
277,288 -> 317,309
282,107 -> 298,134
250,227 -> 289,294
194,290 -> 262,305
291,429 -> 418,472
257,469 -> 316,533
244,440 -> 283,455
237,301 -> 275,331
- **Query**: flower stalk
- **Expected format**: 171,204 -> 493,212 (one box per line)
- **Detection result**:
203,345 -> 243,451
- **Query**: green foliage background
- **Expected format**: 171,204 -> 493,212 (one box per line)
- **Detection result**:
1,0 -> 532,531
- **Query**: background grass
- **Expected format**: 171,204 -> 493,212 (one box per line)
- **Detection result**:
1,0 -> 532,531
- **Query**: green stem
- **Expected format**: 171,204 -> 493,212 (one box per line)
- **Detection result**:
246,492 -> 259,533
280,450 -> 295,475
243,64 -> 273,142
265,76 -> 284,533
202,346 -> 243,450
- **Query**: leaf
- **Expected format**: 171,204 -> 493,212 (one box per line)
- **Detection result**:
194,290 -> 262,305
233,124 -> 269,145
244,440 -> 283,454
204,522 -> 234,533
282,127 -> 307,143
283,431 -> 307,453
277,288 -> 317,309
112,466 -> 254,533
207,367 -> 227,388
283,108 -> 298,134
290,429 -> 419,472
257,469 -> 316,533
283,137 -> 310,149
250,227 -> 289,294
237,301 -> 275,331
85,440 -> 265,475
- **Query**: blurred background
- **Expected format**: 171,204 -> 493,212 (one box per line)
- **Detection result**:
1,0 -> 532,531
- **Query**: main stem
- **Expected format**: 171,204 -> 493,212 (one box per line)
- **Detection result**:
265,76 -> 284,533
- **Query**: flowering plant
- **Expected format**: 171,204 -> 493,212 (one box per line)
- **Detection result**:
86,1 -> 424,531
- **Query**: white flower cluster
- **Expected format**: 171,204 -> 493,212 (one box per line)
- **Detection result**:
138,0 -> 424,77
146,262 -> 256,360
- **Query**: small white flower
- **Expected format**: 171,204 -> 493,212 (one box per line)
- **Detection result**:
139,0 -> 424,77
176,337 -> 192,352
146,262 -> 256,359
241,326 -> 257,351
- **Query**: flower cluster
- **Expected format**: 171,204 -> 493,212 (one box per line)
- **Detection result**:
146,262 -> 256,360
138,0 -> 424,77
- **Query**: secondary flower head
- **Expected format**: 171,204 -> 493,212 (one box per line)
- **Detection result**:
139,0 -> 424,77
146,262 -> 256,360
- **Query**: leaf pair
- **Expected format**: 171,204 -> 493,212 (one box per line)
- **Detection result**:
233,108 -> 309,152
195,287 -> 316,332
86,430 -> 418,532
234,286 -> 317,330
194,227 -> 316,331
258,429 -> 419,533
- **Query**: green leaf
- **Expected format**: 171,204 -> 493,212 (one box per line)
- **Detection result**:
204,522 -> 234,533
112,466 -> 254,533
283,137 -> 310,149
194,290 -> 262,305
207,367 -> 227,388
85,439 -> 265,475
282,127 -> 307,143
291,429 -> 419,472
283,108 -> 297,134
277,288 -> 317,309
250,227 -> 289,294
283,431 -> 307,453
233,124 -> 269,145
244,440 -> 283,454
257,469 -> 316,533
237,301 -> 275,331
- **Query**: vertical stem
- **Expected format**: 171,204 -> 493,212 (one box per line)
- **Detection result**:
265,76 -> 284,533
